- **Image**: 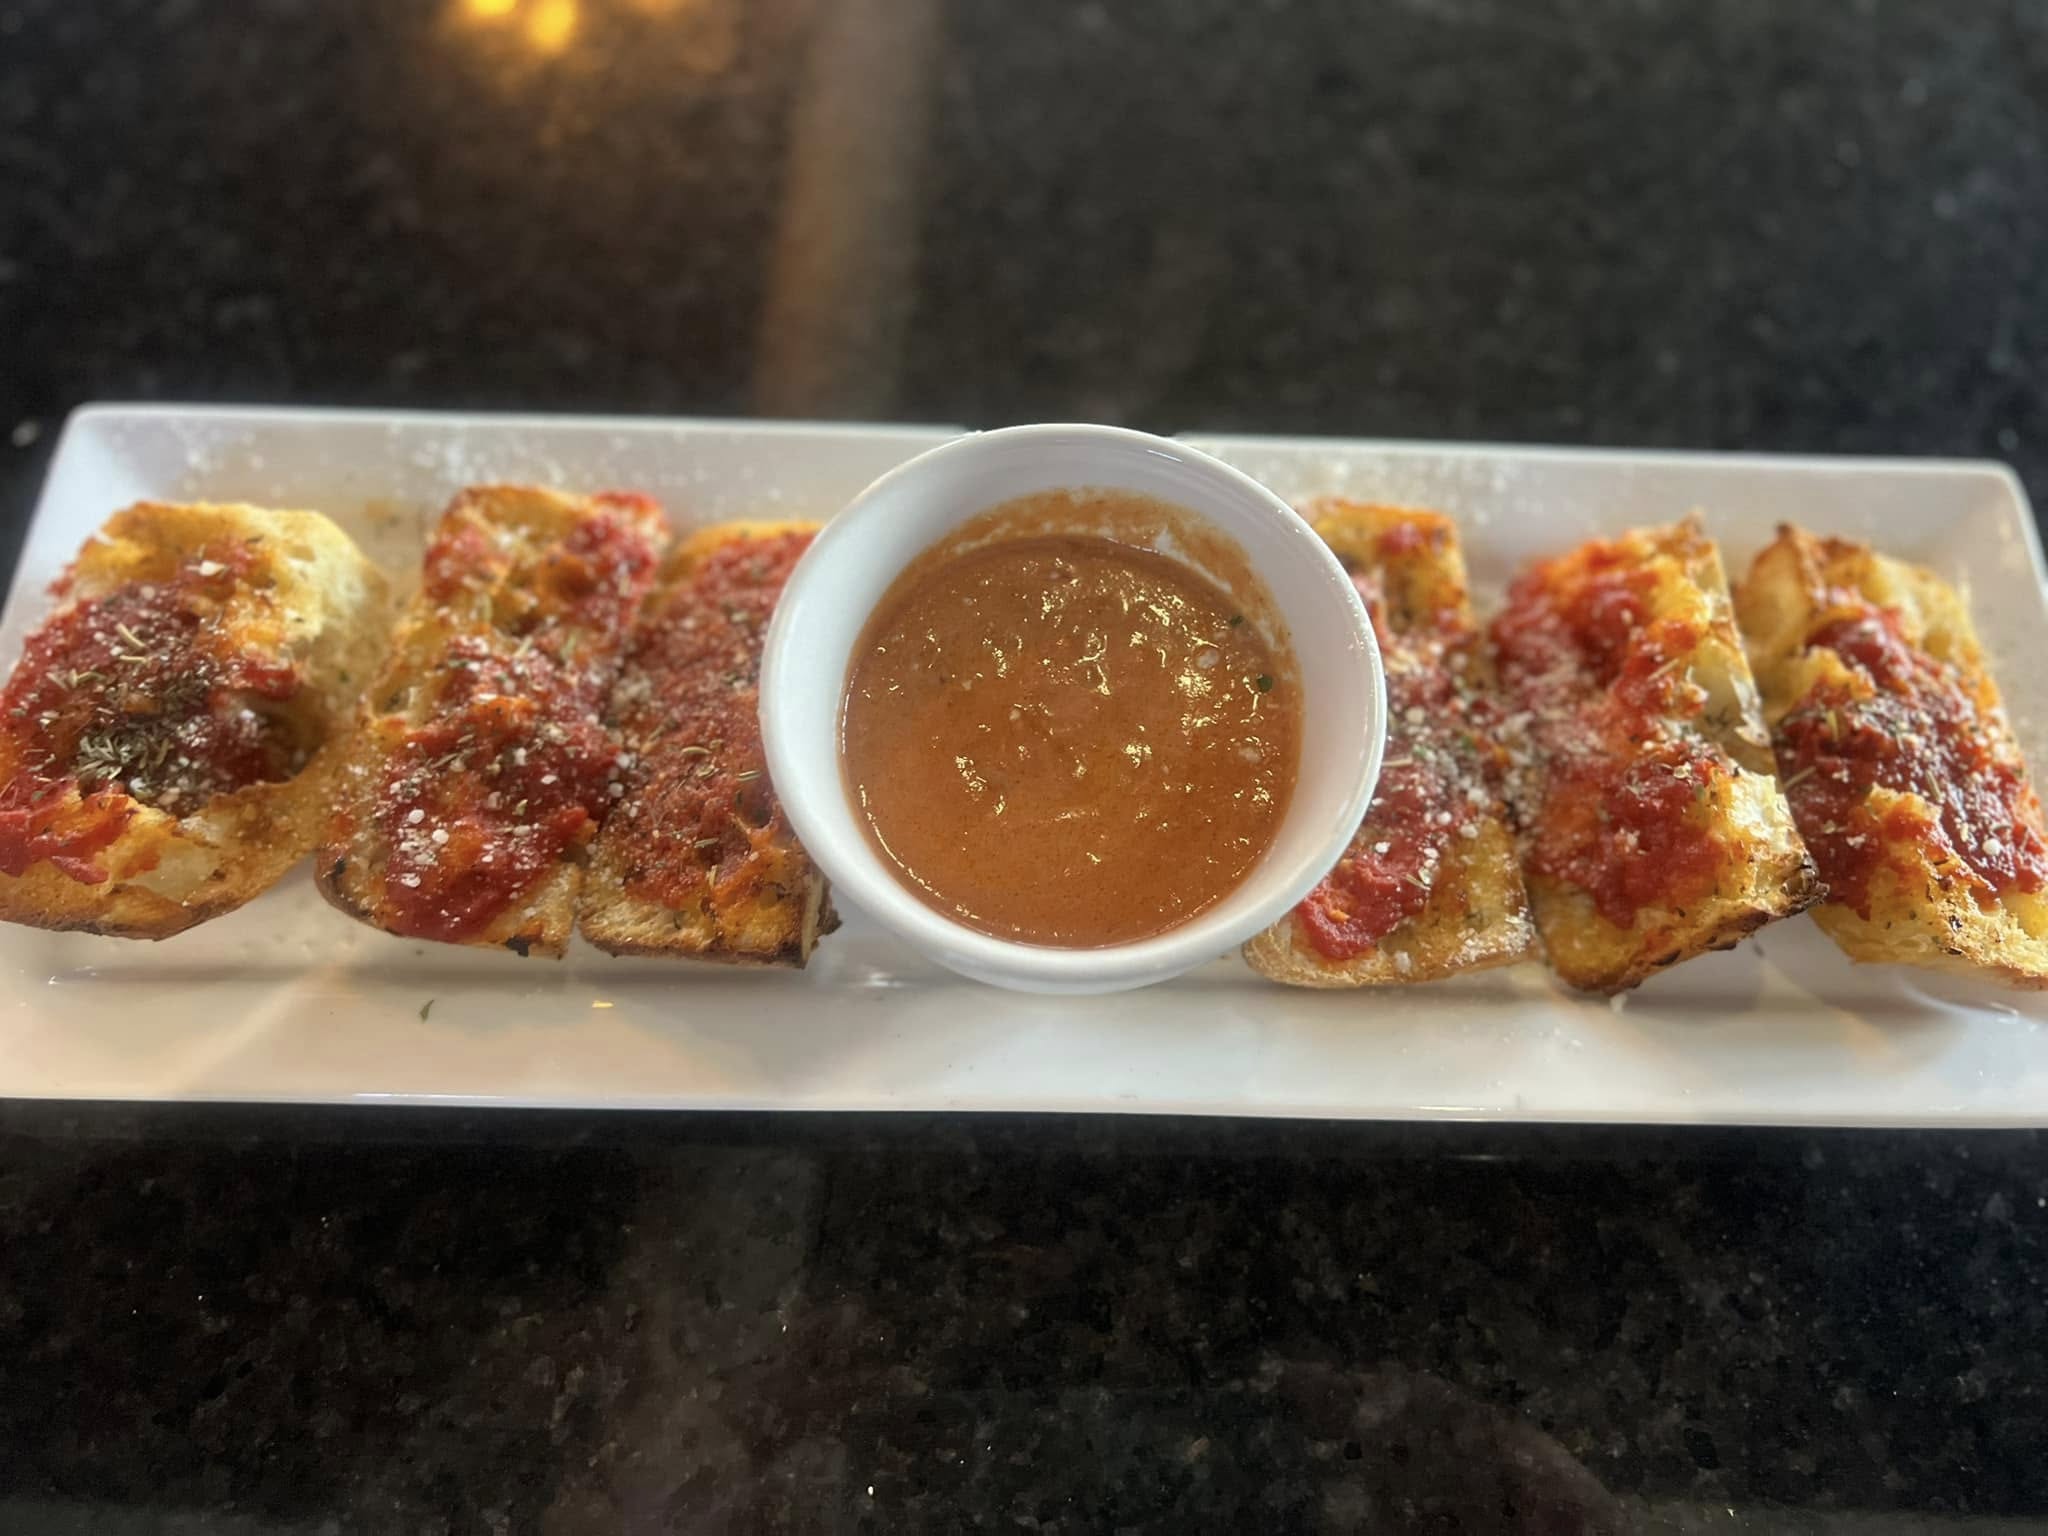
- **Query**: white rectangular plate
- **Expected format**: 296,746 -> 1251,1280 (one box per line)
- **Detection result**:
4,406 -> 2045,1123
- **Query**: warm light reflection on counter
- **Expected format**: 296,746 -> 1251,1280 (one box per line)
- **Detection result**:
525,0 -> 579,53
453,0 -> 727,67
458,0 -> 578,56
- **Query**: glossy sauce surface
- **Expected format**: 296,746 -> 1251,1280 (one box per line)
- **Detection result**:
842,514 -> 1300,946
607,529 -> 813,910
369,496 -> 663,943
1491,546 -> 1731,929
0,543 -> 302,884
1775,607 -> 2048,918
1295,539 -> 1504,959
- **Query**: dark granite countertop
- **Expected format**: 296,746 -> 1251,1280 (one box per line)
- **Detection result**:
3,0 -> 2047,1529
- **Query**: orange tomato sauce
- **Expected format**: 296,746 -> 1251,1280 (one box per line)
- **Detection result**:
841,493 -> 1301,946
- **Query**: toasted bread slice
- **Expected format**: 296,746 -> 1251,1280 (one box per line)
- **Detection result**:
0,502 -> 388,938
1490,515 -> 1819,993
579,521 -> 835,965
1244,502 -> 1535,986
1734,526 -> 2048,986
316,486 -> 666,958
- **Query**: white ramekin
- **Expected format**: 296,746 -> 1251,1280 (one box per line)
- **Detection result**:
759,424 -> 1385,993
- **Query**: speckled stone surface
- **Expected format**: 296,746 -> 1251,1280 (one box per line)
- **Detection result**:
3,1115 -> 2048,1531
2,0 -> 2048,1530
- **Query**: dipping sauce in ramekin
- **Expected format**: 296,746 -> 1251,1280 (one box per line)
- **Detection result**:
841,488 -> 1302,947
760,423 -> 1382,993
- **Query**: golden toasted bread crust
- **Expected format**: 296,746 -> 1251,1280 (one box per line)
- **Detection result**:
316,486 -> 666,958
1245,501 -> 1536,987
0,502 -> 388,938
1493,515 -> 1819,993
580,521 -> 836,966
1735,525 -> 2048,987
